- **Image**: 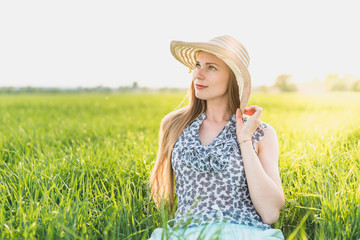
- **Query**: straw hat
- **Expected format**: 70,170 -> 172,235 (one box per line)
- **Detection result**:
170,35 -> 251,114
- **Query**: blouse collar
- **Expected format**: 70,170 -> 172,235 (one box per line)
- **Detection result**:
198,112 -> 236,124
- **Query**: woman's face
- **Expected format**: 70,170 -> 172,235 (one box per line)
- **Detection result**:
192,51 -> 231,101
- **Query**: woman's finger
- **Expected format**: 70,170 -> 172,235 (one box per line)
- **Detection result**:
244,105 -> 260,116
244,106 -> 256,115
236,108 -> 244,126
252,106 -> 263,119
236,108 -> 242,120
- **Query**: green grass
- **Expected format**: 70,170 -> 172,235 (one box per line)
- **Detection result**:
0,92 -> 359,239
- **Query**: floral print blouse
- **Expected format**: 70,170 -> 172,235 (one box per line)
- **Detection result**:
168,111 -> 271,230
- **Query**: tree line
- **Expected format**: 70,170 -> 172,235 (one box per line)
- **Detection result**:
2,74 -> 360,94
257,74 -> 360,93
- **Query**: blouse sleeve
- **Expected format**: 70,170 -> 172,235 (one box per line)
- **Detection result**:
251,122 -> 270,143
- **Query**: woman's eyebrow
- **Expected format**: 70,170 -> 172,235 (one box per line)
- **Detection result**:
195,61 -> 219,66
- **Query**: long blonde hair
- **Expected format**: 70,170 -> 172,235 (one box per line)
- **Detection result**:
149,58 -> 240,213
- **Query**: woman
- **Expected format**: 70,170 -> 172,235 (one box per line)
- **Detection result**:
149,35 -> 285,239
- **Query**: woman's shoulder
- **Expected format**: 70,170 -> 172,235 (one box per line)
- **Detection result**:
161,108 -> 186,125
159,107 -> 192,132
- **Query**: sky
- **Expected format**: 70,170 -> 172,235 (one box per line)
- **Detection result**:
0,0 -> 359,89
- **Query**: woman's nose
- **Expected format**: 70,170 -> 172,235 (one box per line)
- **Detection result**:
194,67 -> 205,80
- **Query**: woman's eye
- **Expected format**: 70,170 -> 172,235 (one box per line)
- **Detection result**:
209,66 -> 216,70
195,63 -> 216,70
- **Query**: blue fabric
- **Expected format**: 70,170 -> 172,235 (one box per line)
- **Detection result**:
149,112 -> 284,239
170,112 -> 271,229
148,222 -> 284,240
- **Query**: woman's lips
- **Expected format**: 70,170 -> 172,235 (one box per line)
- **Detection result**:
195,84 -> 208,89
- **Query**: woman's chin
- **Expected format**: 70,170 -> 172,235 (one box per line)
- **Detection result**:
195,91 -> 227,101
194,92 -> 208,100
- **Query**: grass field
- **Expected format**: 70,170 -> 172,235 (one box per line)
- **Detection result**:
0,92 -> 359,239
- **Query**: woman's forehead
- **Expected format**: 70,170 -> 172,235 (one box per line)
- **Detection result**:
196,51 -> 223,63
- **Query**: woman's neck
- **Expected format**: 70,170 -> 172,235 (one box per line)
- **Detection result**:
205,98 -> 232,123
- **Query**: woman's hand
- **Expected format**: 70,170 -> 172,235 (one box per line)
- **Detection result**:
236,105 -> 263,143
235,105 -> 285,224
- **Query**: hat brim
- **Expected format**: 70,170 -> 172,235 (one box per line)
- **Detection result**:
170,40 -> 251,114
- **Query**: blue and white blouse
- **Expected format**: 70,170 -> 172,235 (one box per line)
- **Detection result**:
168,111 -> 271,230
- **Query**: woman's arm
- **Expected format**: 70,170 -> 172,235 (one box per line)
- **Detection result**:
239,125 -> 285,224
236,107 -> 285,225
